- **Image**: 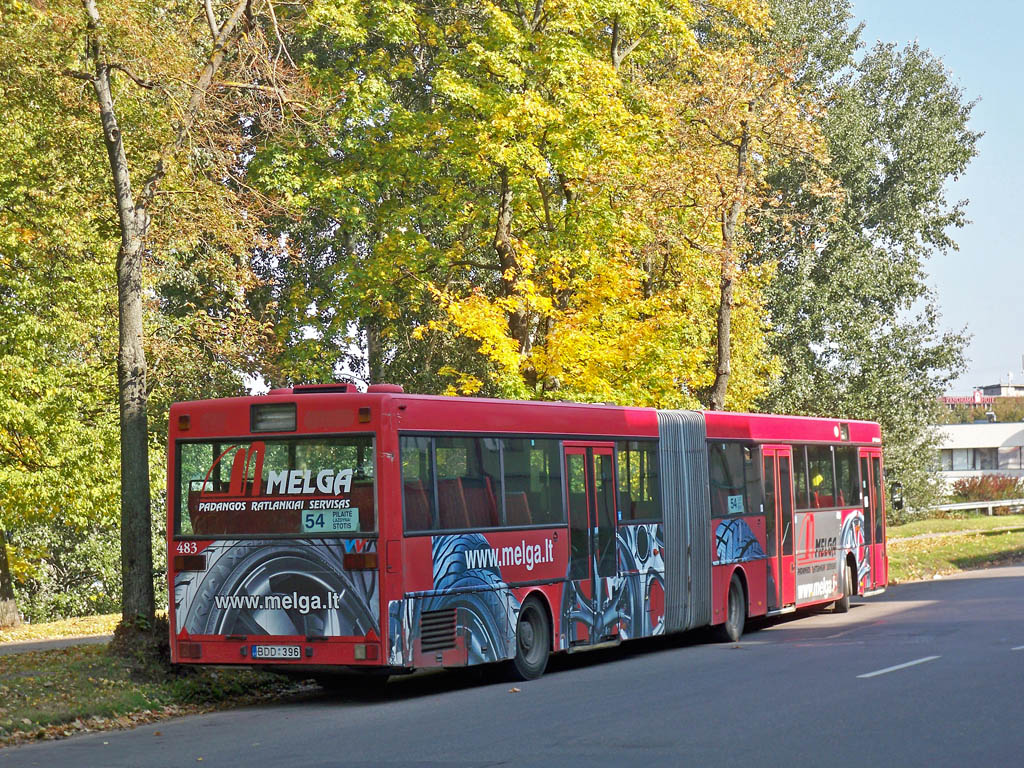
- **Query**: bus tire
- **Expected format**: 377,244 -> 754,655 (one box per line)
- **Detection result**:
716,573 -> 746,643
834,562 -> 853,614
511,597 -> 550,681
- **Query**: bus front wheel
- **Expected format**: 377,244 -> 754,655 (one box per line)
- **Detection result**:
716,574 -> 746,643
512,597 -> 550,680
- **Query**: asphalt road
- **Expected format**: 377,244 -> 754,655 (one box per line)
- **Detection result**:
3,566 -> 1024,768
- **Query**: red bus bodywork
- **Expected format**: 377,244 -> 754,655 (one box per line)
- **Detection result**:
168,388 -> 887,674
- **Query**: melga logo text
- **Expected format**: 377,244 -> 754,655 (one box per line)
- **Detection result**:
265,468 -> 353,496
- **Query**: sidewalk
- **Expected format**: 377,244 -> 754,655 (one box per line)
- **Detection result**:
0,634 -> 111,657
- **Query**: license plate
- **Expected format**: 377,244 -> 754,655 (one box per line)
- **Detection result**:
251,644 -> 301,660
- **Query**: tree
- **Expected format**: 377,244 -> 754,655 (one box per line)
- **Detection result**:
0,0 -> 123,625
756,0 -> 977,512
254,0 -> 799,411
47,0 -> 305,627
636,26 -> 833,410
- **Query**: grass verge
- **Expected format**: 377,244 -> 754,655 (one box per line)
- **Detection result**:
888,527 -> 1024,583
0,643 -> 304,747
889,513 -> 1024,540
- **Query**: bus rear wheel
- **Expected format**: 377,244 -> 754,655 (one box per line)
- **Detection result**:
512,597 -> 550,680
716,574 -> 746,643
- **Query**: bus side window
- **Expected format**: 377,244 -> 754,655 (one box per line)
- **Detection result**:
793,446 -> 809,510
616,441 -> 662,522
503,438 -> 563,527
401,436 -> 435,531
834,446 -> 860,507
434,437 -> 501,530
708,442 -> 747,516
806,445 -> 836,508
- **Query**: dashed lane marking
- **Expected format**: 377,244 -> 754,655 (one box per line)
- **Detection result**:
857,655 -> 940,679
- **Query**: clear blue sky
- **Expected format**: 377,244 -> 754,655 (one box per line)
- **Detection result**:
852,1 -> 1022,393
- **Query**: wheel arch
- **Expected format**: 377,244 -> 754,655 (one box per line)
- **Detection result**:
731,565 -> 750,616
719,565 -> 749,623
520,588 -> 555,650
845,551 -> 859,595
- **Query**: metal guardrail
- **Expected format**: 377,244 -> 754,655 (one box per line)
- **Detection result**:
932,498 -> 1024,516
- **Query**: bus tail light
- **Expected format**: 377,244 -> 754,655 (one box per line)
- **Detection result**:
354,644 -> 379,661
343,552 -> 378,570
179,641 -> 202,659
177,414 -> 190,431
173,555 -> 206,571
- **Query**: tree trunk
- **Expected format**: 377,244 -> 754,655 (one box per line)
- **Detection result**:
0,537 -> 20,628
81,0 -> 253,627
494,167 -> 532,356
85,0 -> 155,625
708,272 -> 734,411
117,235 -> 155,624
709,120 -> 750,412
365,320 -> 382,385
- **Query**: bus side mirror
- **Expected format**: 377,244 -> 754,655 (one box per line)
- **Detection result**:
890,482 -> 904,511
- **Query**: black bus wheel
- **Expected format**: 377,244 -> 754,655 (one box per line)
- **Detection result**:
716,574 -> 746,643
511,597 -> 550,681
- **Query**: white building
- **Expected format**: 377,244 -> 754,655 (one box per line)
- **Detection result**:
978,382 -> 1024,397
937,422 -> 1024,488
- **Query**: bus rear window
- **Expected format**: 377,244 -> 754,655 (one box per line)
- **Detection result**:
175,436 -> 375,537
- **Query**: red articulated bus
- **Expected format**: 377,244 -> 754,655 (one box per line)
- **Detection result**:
168,384 -> 888,681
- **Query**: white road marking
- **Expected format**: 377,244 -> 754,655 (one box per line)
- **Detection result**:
1012,646 -> 1024,651
857,655 -> 940,679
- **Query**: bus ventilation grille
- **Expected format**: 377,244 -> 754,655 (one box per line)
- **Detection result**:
419,608 -> 456,652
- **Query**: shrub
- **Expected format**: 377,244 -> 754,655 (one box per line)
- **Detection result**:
950,475 -> 1024,507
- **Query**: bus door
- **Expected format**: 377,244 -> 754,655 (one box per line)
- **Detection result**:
763,445 -> 795,608
859,448 -> 886,588
563,442 -> 618,646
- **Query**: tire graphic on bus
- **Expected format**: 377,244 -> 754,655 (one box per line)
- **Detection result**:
424,534 -> 519,664
615,524 -> 666,638
840,511 -> 870,588
559,524 -> 666,646
713,518 -> 766,565
174,540 -> 378,637
389,535 -> 519,667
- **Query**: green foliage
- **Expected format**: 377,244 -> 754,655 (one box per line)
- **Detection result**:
0,0 -> 280,620
0,0 -> 987,620
0,0 -> 124,621
7,522 -> 121,623
756,0 -> 977,515
252,0 -> 789,409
